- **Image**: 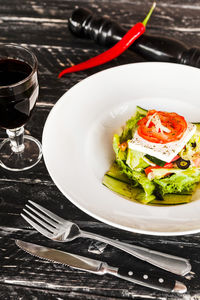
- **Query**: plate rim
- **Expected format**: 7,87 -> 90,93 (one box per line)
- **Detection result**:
42,62 -> 200,236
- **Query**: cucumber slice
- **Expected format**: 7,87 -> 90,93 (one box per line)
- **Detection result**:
145,154 -> 166,167
193,122 -> 200,133
106,162 -> 131,183
102,174 -> 141,200
103,161 -> 197,205
103,174 -> 191,205
103,173 -> 193,205
104,162 -> 154,204
151,194 -> 192,205
136,106 -> 148,115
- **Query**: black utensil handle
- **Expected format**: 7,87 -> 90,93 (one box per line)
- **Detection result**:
116,266 -> 177,292
69,7 -> 200,68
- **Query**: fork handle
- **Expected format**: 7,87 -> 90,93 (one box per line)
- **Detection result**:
80,230 -> 191,276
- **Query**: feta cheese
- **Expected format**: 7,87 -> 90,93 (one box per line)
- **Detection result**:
128,123 -> 196,163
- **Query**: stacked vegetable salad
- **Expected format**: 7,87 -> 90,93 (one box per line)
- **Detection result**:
103,106 -> 200,205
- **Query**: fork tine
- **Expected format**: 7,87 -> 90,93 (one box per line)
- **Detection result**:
28,200 -> 65,223
25,204 -> 58,227
21,213 -> 54,239
22,208 -> 56,232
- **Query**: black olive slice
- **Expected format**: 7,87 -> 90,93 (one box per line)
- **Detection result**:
176,157 -> 191,169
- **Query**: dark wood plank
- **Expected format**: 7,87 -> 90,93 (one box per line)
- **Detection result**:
1,227 -> 198,299
0,0 -> 199,47
0,0 -> 200,298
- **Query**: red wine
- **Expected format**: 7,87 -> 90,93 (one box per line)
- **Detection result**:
0,58 -> 38,129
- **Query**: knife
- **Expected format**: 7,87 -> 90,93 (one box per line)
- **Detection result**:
15,240 -> 187,294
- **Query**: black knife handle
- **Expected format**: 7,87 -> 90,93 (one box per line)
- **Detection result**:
68,7 -> 200,68
116,266 -> 179,293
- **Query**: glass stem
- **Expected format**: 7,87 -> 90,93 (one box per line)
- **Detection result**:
6,126 -> 25,153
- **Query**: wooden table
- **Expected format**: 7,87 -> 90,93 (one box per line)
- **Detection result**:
0,0 -> 200,299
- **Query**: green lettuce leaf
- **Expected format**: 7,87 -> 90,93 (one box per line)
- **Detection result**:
126,149 -> 149,171
154,168 -> 200,195
113,134 -> 127,161
120,111 -> 145,143
116,159 -> 155,203
180,131 -> 200,160
112,109 -> 155,203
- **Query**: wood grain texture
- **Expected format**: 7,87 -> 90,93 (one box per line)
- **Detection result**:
0,0 -> 200,299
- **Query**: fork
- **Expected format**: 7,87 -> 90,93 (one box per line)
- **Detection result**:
21,200 -> 191,276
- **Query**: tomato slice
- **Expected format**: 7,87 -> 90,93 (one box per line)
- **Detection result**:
137,110 -> 187,144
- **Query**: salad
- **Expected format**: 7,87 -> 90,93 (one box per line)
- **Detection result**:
103,106 -> 200,205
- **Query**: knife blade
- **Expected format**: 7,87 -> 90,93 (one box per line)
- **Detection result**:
15,240 -> 187,294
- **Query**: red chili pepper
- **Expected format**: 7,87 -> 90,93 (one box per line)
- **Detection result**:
145,162 -> 174,176
58,2 -> 156,78
145,166 -> 158,175
170,155 -> 180,162
145,166 -> 153,175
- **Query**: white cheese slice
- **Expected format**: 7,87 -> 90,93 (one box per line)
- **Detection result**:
128,123 -> 196,163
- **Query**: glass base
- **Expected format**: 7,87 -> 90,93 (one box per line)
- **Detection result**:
0,135 -> 42,171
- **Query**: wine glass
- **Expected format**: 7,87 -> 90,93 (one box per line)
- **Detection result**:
0,44 -> 42,171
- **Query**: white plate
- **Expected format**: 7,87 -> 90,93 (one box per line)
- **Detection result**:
42,62 -> 200,236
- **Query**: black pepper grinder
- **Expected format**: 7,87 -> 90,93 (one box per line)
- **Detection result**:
68,7 -> 200,68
